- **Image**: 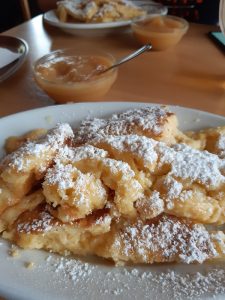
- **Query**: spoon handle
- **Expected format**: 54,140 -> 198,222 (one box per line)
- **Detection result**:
105,44 -> 152,72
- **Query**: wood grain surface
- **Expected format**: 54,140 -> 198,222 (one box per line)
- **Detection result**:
0,15 -> 224,117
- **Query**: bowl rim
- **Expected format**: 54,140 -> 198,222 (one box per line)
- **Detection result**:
131,14 -> 189,32
33,48 -> 118,86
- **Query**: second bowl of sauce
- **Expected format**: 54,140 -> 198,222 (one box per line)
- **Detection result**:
132,15 -> 189,51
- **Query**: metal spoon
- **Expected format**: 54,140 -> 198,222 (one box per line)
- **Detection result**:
101,44 -> 152,74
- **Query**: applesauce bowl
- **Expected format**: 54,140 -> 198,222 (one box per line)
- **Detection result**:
131,15 -> 189,51
33,48 -> 118,103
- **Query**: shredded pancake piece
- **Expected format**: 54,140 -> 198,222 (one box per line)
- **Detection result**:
74,106 -> 179,145
0,124 -> 74,214
91,134 -> 225,224
96,214 -> 222,265
43,145 -> 143,221
3,209 -> 224,265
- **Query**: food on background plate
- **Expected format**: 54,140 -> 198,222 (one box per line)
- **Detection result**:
0,105 -> 225,265
34,49 -> 118,103
57,0 -> 147,23
132,15 -> 189,50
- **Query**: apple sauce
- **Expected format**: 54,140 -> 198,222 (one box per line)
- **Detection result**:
34,50 -> 118,103
132,15 -> 189,51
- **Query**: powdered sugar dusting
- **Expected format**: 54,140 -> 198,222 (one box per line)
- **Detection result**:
43,161 -> 107,213
94,3 -> 115,19
135,191 -> 164,218
92,134 -> 158,167
45,147 -> 135,192
57,144 -> 108,163
90,133 -> 225,210
17,211 -> 56,233
111,106 -> 171,133
2,123 -> 74,172
74,106 -> 173,144
47,123 -> 74,146
217,134 -> 225,158
161,175 -> 183,209
90,132 -> 225,196
102,158 -> 135,180
157,142 -> 225,189
6,142 -> 47,172
44,162 -> 78,191
53,256 -> 95,282
211,231 -> 225,254
113,215 -> 217,264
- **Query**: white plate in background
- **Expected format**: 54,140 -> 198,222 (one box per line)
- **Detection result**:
43,3 -> 167,36
0,102 -> 225,300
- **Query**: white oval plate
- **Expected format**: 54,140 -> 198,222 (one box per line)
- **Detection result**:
43,3 -> 167,36
0,102 -> 225,300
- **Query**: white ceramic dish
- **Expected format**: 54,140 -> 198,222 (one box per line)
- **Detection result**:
43,3 -> 167,36
0,102 -> 225,300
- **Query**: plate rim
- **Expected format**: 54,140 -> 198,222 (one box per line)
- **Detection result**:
1,101 -> 225,123
43,9 -> 133,29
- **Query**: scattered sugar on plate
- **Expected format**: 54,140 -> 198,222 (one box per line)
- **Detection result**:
35,254 -> 225,300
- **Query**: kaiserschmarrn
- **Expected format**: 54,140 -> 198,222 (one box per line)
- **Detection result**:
56,0 -> 147,23
0,106 -> 225,265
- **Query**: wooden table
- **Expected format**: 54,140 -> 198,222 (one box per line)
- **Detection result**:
0,15 -> 224,117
